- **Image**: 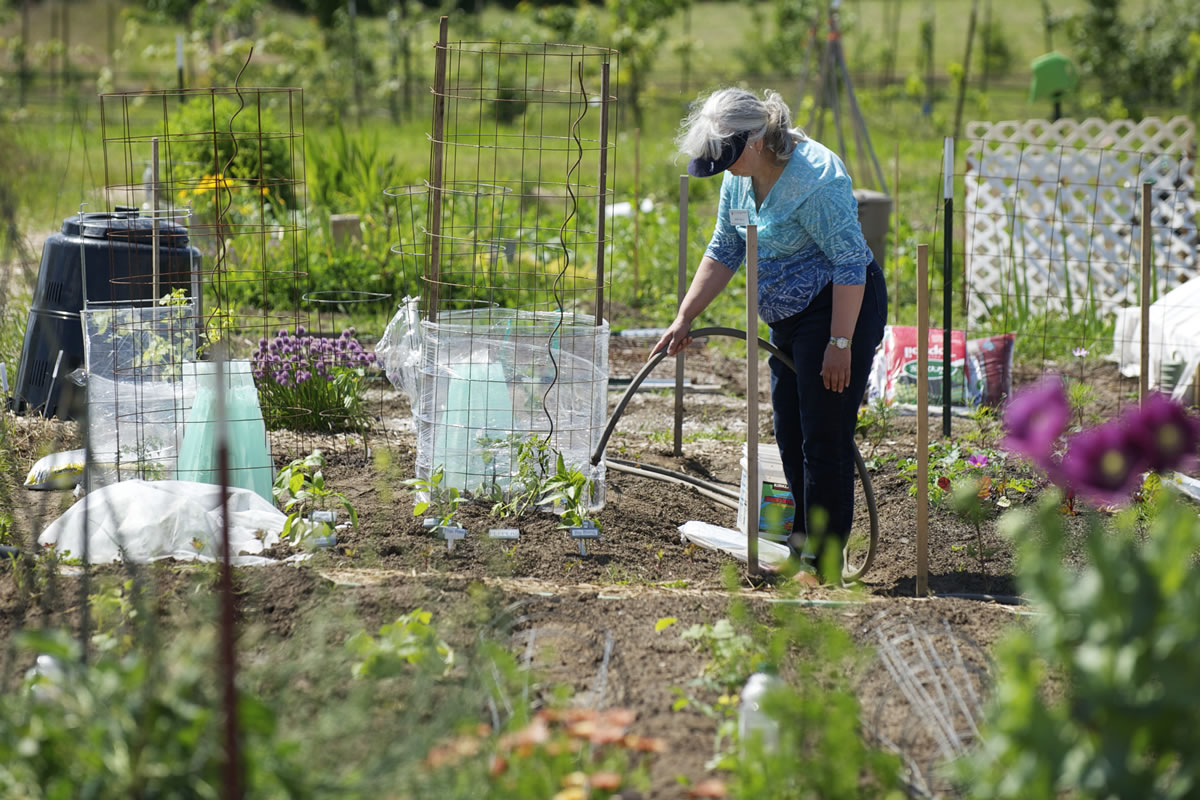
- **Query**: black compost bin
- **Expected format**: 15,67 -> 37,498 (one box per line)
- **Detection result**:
12,209 -> 202,419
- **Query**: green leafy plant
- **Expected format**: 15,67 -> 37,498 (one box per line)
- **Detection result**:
273,449 -> 359,546
253,327 -> 373,433
405,467 -> 465,529
856,397 -> 898,458
0,629 -> 317,798
541,451 -> 597,530
960,491 -> 1200,798
346,609 -> 455,679
670,583 -> 903,795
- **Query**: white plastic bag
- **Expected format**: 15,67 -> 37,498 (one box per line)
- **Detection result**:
678,520 -> 790,568
375,296 -> 423,406
25,448 -> 87,490
38,479 -> 286,564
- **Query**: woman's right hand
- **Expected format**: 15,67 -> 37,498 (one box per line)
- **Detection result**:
650,317 -> 693,360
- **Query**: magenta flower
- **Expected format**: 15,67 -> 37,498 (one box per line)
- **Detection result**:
1060,421 -> 1148,505
1125,392 -> 1200,472
1002,376 -> 1070,465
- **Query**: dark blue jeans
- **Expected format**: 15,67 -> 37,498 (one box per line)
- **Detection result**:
768,262 -> 887,575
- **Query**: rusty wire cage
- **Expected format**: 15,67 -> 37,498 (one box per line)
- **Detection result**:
395,23 -> 620,506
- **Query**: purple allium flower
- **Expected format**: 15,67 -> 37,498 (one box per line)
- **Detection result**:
258,337 -> 268,348
1125,392 -> 1200,473
1002,376 -> 1070,466
296,325 -> 306,336
278,329 -> 288,338
967,453 -> 989,468
1073,346 -> 1089,358
268,342 -> 278,352
340,329 -> 351,340
1060,421 -> 1148,505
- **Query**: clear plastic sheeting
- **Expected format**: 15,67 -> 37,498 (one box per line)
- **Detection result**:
38,479 -> 286,564
416,308 -> 609,509
82,302 -> 198,488
375,295 -> 423,406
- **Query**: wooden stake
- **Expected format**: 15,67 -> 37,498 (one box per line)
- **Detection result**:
893,139 -> 900,321
916,243 -> 930,597
1140,181 -> 1152,401
633,127 -> 641,301
427,16 -> 449,321
594,62 -> 610,326
746,224 -> 760,576
674,175 -> 688,458
951,0 -> 980,141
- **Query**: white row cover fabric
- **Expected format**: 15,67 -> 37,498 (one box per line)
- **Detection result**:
39,479 -> 286,564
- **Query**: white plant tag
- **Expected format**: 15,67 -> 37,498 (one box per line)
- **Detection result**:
729,209 -> 750,226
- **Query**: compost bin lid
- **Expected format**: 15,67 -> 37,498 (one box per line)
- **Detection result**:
61,209 -> 190,245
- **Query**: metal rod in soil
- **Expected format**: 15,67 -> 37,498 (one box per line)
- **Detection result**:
1140,181 -> 1152,401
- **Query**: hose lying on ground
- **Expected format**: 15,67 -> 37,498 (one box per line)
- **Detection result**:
594,326 -> 879,583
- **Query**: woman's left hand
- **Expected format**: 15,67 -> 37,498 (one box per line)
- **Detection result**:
821,343 -> 852,393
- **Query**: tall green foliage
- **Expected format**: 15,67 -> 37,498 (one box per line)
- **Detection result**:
961,493 -> 1200,798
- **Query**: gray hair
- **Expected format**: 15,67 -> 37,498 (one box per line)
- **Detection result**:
676,88 -> 806,162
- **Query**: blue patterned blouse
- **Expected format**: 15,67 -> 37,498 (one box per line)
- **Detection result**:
703,136 -> 873,323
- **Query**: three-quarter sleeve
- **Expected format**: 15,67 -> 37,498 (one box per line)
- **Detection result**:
797,178 -> 872,285
703,176 -> 747,272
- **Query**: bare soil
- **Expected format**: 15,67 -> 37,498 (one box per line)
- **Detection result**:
0,346 -> 1159,798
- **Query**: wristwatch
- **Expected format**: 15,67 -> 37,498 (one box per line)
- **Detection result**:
829,336 -> 852,350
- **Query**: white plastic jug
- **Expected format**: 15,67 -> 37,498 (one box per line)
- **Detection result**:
738,669 -> 786,753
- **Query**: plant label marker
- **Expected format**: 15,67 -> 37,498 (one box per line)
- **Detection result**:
488,528 -> 520,540
422,517 -> 439,530
729,208 -> 750,226
441,527 -> 467,552
570,522 -> 600,556
311,510 -> 337,525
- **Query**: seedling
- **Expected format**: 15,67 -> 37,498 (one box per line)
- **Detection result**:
274,450 -> 358,548
405,467 -> 465,530
488,528 -> 520,540
570,520 -> 600,556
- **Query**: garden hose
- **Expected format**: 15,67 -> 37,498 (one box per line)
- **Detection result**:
605,458 -> 740,509
594,326 -> 879,582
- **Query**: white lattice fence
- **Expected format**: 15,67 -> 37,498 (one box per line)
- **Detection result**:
964,117 -> 1199,328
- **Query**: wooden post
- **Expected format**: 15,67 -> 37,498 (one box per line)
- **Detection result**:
594,61 -> 611,326
427,16 -> 448,321
1140,181 -> 1152,400
916,243 -> 930,597
893,139 -> 900,321
746,224 -> 760,576
633,127 -> 641,301
674,175 -> 688,458
951,0 -> 979,141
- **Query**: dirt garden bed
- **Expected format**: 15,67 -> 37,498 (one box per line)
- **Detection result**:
0,344 -> 1147,797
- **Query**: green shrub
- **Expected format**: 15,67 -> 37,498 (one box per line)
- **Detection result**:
171,96 -> 299,211
0,629 -> 318,798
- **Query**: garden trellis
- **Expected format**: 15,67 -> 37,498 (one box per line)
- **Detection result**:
392,20 -> 618,505
93,86 -> 316,495
960,116 -> 1200,399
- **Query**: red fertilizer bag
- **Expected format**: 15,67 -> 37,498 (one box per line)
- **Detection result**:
866,326 -> 1015,411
